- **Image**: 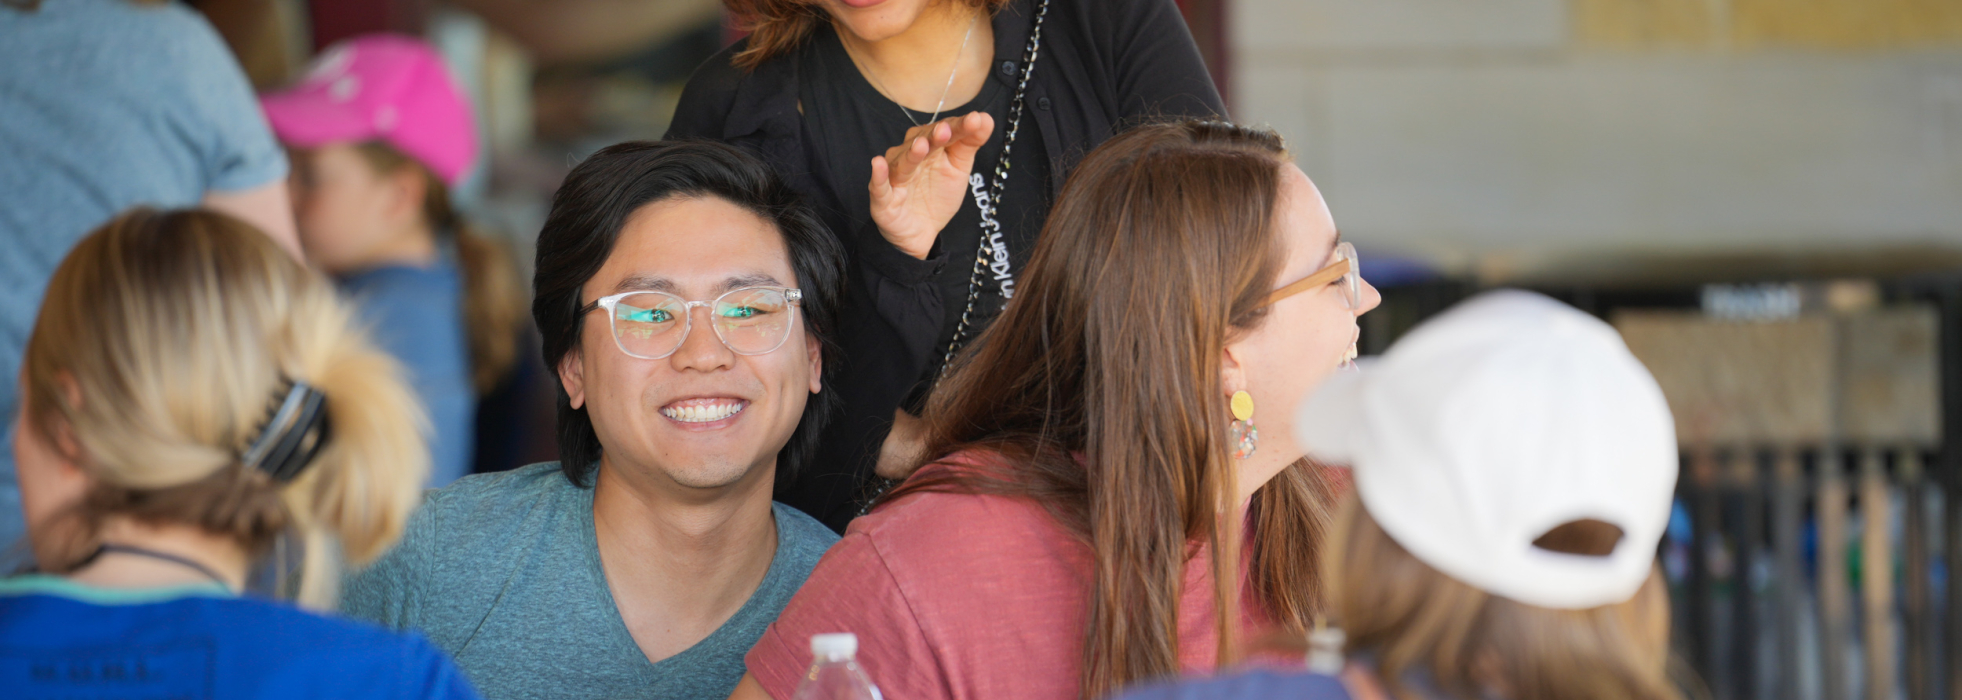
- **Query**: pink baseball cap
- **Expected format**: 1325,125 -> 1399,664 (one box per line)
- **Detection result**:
261,34 -> 478,186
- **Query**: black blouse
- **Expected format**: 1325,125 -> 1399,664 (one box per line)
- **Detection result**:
667,0 -> 1226,531
796,21 -> 1052,379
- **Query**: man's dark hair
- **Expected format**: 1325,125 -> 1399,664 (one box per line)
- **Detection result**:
532,140 -> 846,488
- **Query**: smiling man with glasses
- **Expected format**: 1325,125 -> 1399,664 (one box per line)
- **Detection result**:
341,141 -> 847,700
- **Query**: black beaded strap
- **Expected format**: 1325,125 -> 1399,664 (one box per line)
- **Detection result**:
862,0 -> 1053,519
936,0 -> 1051,382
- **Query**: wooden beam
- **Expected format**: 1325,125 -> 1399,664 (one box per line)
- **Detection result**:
1819,452 -> 1851,700
1862,449 -> 1896,700
1771,449 -> 1806,698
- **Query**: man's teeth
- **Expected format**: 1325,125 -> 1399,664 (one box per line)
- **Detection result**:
661,402 -> 746,423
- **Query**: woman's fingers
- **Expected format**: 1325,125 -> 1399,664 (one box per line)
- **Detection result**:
869,155 -> 892,199
880,112 -> 998,190
958,111 -> 993,144
945,112 -> 995,163
900,121 -> 932,145
887,135 -> 931,183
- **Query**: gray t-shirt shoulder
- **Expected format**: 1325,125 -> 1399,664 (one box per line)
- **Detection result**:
0,0 -> 287,568
342,463 -> 838,700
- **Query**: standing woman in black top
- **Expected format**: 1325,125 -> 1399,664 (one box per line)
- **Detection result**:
667,0 -> 1224,532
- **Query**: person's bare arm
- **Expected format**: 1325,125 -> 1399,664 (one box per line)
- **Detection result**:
203,181 -> 302,261
727,673 -> 775,700
876,408 -> 927,479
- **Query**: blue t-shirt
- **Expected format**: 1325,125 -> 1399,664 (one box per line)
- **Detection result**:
339,259 -> 474,488
1119,669 -> 1353,700
341,463 -> 840,700
0,575 -> 480,700
0,0 -> 287,568
1118,665 -> 1476,700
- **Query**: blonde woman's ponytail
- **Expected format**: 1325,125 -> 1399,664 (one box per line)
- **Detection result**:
274,271 -> 429,606
22,207 -> 428,610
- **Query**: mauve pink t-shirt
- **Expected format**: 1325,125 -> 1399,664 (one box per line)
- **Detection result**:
745,453 -> 1267,700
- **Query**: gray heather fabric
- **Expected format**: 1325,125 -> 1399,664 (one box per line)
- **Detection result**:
341,463 -> 838,700
0,0 -> 287,568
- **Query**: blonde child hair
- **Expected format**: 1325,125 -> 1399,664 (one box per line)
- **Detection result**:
1322,499 -> 1681,700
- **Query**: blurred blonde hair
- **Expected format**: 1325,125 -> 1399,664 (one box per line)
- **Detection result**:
21,207 -> 427,609
1323,498 -> 1681,700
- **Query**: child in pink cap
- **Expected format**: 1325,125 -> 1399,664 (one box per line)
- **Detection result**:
261,34 -> 525,488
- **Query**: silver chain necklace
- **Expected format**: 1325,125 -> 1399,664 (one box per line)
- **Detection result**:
858,11 -> 979,127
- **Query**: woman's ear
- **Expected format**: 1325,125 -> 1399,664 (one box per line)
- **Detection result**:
16,372 -> 90,477
50,371 -> 88,462
1220,343 -> 1249,398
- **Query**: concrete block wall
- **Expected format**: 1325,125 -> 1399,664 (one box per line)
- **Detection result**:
1231,0 -> 1962,278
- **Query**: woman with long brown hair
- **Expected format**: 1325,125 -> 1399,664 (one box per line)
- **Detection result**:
728,119 -> 1378,700
1116,291 -> 1684,700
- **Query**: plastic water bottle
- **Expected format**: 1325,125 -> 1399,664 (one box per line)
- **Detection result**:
790,633 -> 883,700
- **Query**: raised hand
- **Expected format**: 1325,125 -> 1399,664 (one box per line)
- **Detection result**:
868,111 -> 995,260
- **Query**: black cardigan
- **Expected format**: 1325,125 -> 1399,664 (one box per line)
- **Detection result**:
667,0 -> 1225,531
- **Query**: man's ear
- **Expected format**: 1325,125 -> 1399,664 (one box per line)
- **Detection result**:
806,331 -> 823,395
558,346 -> 587,410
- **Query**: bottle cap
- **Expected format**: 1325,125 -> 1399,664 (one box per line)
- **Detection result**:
810,633 -> 858,659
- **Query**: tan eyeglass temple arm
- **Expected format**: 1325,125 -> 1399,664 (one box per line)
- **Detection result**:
1263,258 -> 1353,308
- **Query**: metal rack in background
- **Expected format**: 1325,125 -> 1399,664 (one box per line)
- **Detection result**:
1363,272 -> 1962,700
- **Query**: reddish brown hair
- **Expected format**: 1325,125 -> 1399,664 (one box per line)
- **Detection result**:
884,120 -> 1337,698
723,0 -> 1010,71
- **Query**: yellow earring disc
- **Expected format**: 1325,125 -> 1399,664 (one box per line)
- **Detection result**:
1230,390 -> 1255,422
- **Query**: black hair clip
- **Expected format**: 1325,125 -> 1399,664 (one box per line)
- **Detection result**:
241,379 -> 332,482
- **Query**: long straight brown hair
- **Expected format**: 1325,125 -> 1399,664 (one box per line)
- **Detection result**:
885,120 -> 1336,698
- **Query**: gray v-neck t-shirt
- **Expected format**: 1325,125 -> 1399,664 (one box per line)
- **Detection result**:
342,463 -> 838,700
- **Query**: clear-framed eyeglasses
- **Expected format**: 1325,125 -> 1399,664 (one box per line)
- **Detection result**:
1261,241 -> 1362,310
580,286 -> 803,360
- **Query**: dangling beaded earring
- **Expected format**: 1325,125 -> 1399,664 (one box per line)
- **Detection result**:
1229,390 -> 1258,459
1306,616 -> 1347,674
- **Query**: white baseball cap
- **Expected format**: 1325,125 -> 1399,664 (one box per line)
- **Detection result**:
1295,290 -> 1678,610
